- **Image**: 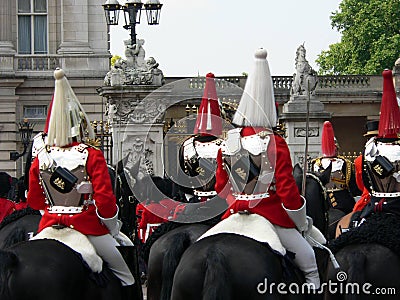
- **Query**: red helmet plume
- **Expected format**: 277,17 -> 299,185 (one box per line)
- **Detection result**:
378,69 -> 400,138
321,121 -> 336,157
193,73 -> 222,136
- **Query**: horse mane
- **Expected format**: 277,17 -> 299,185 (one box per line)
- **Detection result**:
142,221 -> 183,262
142,214 -> 222,263
329,213 -> 400,256
3,228 -> 27,249
0,207 -> 40,231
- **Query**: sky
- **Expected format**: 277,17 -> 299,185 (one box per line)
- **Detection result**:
109,0 -> 342,77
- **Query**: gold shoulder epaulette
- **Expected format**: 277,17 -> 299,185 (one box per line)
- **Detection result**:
85,138 -> 101,150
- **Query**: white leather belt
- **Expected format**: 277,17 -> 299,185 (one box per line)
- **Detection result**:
48,206 -> 84,214
48,200 -> 94,214
194,190 -> 217,197
372,191 -> 400,198
233,192 -> 270,201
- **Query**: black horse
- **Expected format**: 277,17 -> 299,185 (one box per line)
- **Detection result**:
144,164 -> 331,300
324,244 -> 400,300
146,224 -> 211,300
0,208 -> 41,249
165,166 -> 331,300
325,213 -> 400,299
171,233 -> 308,300
0,239 -> 123,300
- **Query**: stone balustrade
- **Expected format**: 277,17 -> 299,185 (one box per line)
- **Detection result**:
187,74 -> 378,92
15,55 -> 60,71
318,75 -> 371,88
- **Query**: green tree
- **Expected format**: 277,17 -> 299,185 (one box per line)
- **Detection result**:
316,0 -> 400,75
111,55 -> 122,66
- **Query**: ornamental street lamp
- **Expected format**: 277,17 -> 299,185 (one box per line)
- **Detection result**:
103,0 -> 163,46
10,118 -> 35,161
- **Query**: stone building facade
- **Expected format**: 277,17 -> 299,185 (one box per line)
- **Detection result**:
0,0 -> 110,176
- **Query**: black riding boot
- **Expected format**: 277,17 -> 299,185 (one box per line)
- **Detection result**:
117,245 -> 144,300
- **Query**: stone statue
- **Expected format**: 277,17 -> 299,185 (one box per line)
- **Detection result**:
290,44 -> 318,97
125,39 -> 146,69
104,38 -> 164,86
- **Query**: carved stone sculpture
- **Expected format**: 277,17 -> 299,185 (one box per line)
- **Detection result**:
290,44 -> 318,97
104,38 -> 164,86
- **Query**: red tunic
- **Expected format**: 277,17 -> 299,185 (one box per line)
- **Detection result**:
0,197 -> 15,223
137,199 -> 176,242
221,129 -> 302,228
27,143 -> 118,236
352,154 -> 371,212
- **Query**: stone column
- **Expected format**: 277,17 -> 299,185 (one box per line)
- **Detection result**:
280,94 -> 331,167
58,0 -> 92,54
0,78 -> 25,177
98,85 -> 166,179
0,0 -> 16,73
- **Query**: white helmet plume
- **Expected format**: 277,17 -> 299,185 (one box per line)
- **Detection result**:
232,48 -> 277,128
47,68 -> 95,147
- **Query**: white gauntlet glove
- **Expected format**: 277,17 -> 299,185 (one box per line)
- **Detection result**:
96,207 -> 122,237
283,196 -> 310,234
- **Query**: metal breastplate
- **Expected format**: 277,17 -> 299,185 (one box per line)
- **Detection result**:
364,141 -> 400,194
182,136 -> 222,192
224,131 -> 273,195
38,144 -> 92,213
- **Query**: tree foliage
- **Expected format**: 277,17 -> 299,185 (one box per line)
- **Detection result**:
316,0 -> 400,75
111,55 -> 122,66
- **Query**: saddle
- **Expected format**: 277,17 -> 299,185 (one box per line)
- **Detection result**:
30,227 -> 103,273
197,213 -> 326,256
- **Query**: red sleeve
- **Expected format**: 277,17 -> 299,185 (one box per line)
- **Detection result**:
271,135 -> 303,210
27,157 -> 47,210
354,155 -> 365,192
86,147 -> 118,218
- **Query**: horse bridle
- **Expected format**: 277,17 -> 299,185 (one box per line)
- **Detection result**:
306,172 -> 327,201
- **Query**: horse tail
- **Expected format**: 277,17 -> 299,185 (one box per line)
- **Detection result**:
0,250 -> 18,298
202,245 -> 231,300
3,227 -> 27,249
159,231 -> 192,300
344,251 -> 366,300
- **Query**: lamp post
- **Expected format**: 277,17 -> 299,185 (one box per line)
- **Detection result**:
103,0 -> 163,46
10,118 -> 35,161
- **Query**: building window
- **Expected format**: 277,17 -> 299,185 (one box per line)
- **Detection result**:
23,105 -> 47,120
17,0 -> 47,54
